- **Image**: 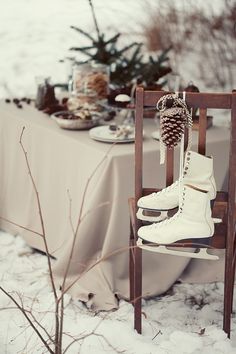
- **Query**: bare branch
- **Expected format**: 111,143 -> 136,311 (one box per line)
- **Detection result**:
59,244 -> 135,300
19,127 -> 57,301
0,286 -> 54,354
19,127 -> 61,352
60,144 -> 114,300
0,216 -> 43,237
67,190 -> 75,234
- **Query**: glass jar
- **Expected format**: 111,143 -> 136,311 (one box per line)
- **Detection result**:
72,62 -> 109,99
35,77 -> 57,110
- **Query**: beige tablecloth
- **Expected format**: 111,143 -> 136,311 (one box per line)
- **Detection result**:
0,101 -> 230,310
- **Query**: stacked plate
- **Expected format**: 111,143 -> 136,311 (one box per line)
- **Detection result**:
89,125 -> 135,143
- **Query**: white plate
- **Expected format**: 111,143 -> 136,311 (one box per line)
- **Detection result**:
89,126 -> 135,143
151,130 -> 160,140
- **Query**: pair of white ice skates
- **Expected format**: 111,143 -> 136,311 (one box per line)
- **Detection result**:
136,151 -> 219,260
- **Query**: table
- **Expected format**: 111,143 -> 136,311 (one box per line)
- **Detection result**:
0,100 -> 230,310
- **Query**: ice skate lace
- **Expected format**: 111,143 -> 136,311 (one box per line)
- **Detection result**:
149,179 -> 180,198
149,187 -> 187,229
149,150 -> 191,199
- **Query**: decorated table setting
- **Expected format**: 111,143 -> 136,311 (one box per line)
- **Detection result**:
0,82 -> 231,311
0,14 -> 231,311
2,66 -> 159,148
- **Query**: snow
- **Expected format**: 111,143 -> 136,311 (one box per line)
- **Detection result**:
0,230 -> 235,353
0,0 -> 152,98
0,0 -> 227,99
0,0 -> 235,352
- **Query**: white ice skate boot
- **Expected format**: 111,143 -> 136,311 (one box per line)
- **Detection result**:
137,150 -> 217,222
138,184 -> 214,245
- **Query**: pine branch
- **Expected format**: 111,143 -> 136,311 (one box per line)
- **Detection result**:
69,45 -> 94,51
69,47 -> 94,58
88,0 -> 100,40
70,26 -> 94,41
104,33 -> 121,45
116,42 -> 141,57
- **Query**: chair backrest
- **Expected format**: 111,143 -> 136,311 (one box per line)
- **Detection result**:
134,87 -> 236,249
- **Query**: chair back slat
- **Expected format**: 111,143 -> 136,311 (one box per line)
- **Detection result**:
198,108 -> 207,155
143,91 -> 232,109
135,87 -> 144,204
226,92 -> 236,255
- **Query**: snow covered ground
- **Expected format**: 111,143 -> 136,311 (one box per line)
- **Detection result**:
0,0 -> 235,352
0,230 -> 235,353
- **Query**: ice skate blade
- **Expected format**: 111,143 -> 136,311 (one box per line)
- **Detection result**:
137,239 -> 219,260
140,235 -> 213,246
137,208 -> 222,224
136,208 -> 168,222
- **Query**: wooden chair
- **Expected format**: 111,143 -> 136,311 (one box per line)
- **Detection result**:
129,87 -> 236,337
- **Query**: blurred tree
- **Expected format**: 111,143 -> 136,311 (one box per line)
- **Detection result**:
69,0 -> 172,89
141,0 -> 236,90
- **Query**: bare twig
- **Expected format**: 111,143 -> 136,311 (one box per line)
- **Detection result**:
0,216 -> 43,237
0,128 -> 118,353
19,127 -> 57,300
59,244 -> 142,301
0,286 -> 54,354
19,127 -> 61,352
63,316 -> 126,354
58,143 -> 114,351
67,190 -> 75,235
60,144 -> 114,299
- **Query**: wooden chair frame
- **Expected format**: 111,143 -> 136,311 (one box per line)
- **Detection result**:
129,87 -> 236,337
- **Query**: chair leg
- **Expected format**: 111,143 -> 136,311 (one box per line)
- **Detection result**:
134,246 -> 142,334
129,236 -> 135,304
230,263 -> 235,314
231,229 -> 236,313
223,248 -> 234,337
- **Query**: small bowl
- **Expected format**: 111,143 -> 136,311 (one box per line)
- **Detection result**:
51,110 -> 100,130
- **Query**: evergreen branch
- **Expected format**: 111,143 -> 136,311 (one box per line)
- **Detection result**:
69,45 -> 94,51
70,26 -> 94,41
88,0 -> 100,40
116,42 -> 141,57
128,45 -> 143,64
157,46 -> 172,63
69,48 -> 94,58
104,33 -> 121,45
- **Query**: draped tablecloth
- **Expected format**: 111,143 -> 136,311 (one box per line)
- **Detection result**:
0,100 -> 230,310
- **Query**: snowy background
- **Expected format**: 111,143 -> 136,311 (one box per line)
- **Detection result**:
0,0 -> 229,98
0,0 -> 235,353
0,0 -> 155,98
